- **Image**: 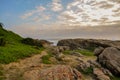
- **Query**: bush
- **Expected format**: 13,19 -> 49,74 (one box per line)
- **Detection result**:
21,38 -> 43,47
0,38 -> 6,46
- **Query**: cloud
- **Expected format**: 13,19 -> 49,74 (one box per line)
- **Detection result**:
58,0 -> 120,26
21,6 -> 46,19
10,23 -> 120,40
51,0 -> 63,12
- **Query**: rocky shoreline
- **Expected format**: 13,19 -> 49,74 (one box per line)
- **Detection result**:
1,38 -> 120,80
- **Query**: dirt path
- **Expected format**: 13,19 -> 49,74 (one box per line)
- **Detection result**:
2,51 -> 51,80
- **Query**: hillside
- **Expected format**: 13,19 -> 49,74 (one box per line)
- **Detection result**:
0,26 -> 43,64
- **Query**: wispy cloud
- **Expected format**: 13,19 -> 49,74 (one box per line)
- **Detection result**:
20,6 -> 46,19
51,0 -> 63,12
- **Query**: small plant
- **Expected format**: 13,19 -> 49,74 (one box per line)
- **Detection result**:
81,67 -> 93,75
41,53 -> 52,64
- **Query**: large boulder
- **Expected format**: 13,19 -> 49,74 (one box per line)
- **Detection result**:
23,65 -> 83,80
97,47 -> 120,76
57,39 -> 120,50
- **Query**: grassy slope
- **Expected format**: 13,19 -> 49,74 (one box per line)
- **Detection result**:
0,27 -> 43,64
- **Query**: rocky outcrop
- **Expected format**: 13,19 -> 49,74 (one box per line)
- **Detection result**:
94,47 -> 104,56
93,68 -> 111,80
96,47 -> 120,76
49,46 -> 70,54
57,39 -> 120,50
23,65 -> 83,80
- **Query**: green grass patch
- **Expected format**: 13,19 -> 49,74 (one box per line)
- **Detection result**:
41,53 -> 52,64
75,49 -> 94,56
0,27 -> 45,64
63,49 -> 94,56
0,44 -> 44,64
63,50 -> 71,55
82,67 -> 93,74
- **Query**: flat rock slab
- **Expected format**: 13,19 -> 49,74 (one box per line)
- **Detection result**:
23,65 -> 83,80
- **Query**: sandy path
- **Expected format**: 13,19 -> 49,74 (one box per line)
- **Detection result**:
2,51 -> 49,80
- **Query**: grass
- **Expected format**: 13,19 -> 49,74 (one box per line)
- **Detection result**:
0,44 -> 44,64
81,67 -> 93,75
63,49 -> 94,56
75,49 -> 94,56
41,53 -> 53,64
63,50 -> 71,55
0,26 -> 44,64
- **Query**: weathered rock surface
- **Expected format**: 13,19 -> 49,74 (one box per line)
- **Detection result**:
97,47 -> 120,76
93,68 -> 110,80
94,47 -> 104,56
57,39 -> 120,50
23,65 -> 83,80
49,46 -> 70,54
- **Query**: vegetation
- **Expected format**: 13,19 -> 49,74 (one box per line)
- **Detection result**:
21,38 -> 43,47
0,24 -> 44,64
75,49 -> 94,56
0,38 -> 6,46
41,53 -> 53,64
63,49 -> 94,56
81,67 -> 93,75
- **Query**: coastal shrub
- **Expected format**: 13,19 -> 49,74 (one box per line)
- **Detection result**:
21,38 -> 43,47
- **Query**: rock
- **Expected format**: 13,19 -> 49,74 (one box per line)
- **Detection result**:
61,56 -> 72,62
87,60 -> 101,68
97,47 -> 120,76
23,69 -> 40,80
93,68 -> 110,80
78,61 -> 91,71
50,46 -> 70,54
57,39 -> 120,50
23,65 -> 83,80
101,68 -> 113,77
39,65 -> 83,80
94,47 -> 104,56
70,51 -> 84,57
39,40 -> 53,47
55,53 -> 65,60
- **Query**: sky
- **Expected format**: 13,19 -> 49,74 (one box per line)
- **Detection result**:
0,0 -> 120,40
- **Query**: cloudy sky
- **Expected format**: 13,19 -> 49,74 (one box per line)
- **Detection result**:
0,0 -> 120,40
